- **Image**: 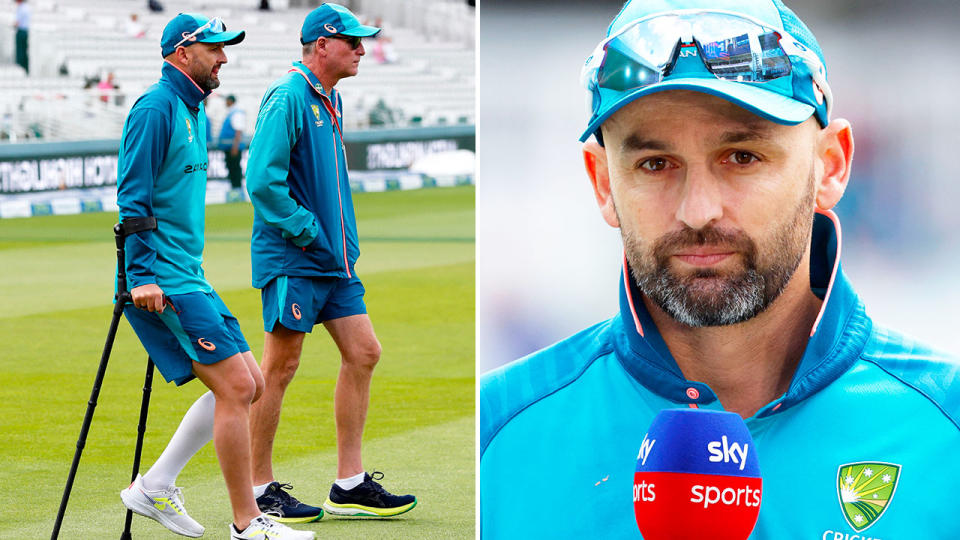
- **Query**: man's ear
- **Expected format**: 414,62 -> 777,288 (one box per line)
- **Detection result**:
583,139 -> 619,228
173,45 -> 192,66
815,118 -> 854,210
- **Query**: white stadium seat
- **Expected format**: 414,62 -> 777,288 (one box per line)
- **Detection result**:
2,0 -> 474,142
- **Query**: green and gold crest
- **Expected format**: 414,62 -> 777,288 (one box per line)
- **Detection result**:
836,462 -> 900,532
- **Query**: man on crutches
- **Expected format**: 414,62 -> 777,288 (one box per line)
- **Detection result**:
114,13 -> 313,540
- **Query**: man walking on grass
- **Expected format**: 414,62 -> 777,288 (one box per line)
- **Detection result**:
116,13 -> 314,540
244,3 -> 416,522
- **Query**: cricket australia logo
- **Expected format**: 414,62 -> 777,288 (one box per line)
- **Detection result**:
185,118 -> 193,143
310,104 -> 323,127
836,461 -> 901,532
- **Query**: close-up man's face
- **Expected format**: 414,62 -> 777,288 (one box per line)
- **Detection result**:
590,90 -> 822,327
325,36 -> 365,80
184,42 -> 227,91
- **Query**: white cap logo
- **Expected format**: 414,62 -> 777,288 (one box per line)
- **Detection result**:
812,80 -> 824,105
324,23 -> 338,33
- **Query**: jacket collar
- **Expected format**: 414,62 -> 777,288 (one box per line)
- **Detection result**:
289,61 -> 338,102
160,61 -> 209,110
288,62 -> 342,137
613,210 -> 871,416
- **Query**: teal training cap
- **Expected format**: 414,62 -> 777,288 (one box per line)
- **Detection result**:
300,3 -> 381,44
161,13 -> 244,57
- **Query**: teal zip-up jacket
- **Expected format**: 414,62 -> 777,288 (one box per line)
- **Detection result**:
480,211 -> 960,538
116,61 -> 212,294
245,61 -> 358,289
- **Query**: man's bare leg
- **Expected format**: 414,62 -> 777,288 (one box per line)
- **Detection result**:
250,315 -> 380,480
192,353 -> 261,530
250,325 -> 305,485
320,314 -> 415,517
323,314 -> 381,479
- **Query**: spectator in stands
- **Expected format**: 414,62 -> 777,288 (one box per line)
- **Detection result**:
97,72 -> 119,104
147,0 -> 163,13
125,13 -> 147,39
218,94 -> 246,189
367,98 -> 395,127
1,106 -> 12,140
367,17 -> 397,64
13,0 -> 30,74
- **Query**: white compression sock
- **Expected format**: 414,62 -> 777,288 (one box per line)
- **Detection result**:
253,482 -> 273,499
141,391 -> 215,491
334,472 -> 366,491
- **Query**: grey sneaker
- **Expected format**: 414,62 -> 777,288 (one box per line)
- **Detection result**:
120,473 -> 204,537
230,514 -> 315,540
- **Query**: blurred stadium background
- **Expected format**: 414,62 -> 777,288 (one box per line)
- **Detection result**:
0,0 -> 474,216
478,0 -> 960,373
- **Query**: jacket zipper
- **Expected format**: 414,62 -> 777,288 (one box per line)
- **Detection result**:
319,93 -> 351,278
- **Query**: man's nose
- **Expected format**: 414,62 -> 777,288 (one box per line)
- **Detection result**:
675,166 -> 723,230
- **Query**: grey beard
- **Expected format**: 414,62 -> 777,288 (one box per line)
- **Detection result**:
196,75 -> 219,91
620,173 -> 813,328
632,261 -> 777,327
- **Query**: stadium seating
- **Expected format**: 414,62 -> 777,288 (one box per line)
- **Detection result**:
0,0 -> 474,142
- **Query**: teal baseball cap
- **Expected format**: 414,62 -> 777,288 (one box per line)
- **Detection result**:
300,3 -> 381,44
580,0 -> 832,142
161,13 -> 245,57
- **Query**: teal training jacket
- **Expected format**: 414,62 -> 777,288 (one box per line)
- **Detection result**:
245,62 -> 359,289
116,61 -> 212,295
480,211 -> 960,539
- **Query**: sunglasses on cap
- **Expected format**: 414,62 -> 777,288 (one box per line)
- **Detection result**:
327,34 -> 363,49
581,9 -> 832,117
174,16 -> 225,49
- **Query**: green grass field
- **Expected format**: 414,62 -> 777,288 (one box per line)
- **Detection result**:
0,186 -> 474,539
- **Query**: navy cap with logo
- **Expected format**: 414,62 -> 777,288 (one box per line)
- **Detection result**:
300,3 -> 381,44
580,0 -> 833,142
161,13 -> 245,58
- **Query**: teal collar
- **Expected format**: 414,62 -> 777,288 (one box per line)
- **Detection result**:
613,211 -> 869,414
160,61 -> 209,109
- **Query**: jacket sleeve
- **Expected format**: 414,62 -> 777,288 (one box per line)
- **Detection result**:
116,105 -> 169,289
245,85 -> 317,247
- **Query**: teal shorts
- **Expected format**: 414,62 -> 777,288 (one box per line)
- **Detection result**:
123,289 -> 250,386
261,275 -> 367,333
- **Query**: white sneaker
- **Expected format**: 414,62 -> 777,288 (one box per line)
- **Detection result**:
120,474 -> 204,538
230,514 -> 315,540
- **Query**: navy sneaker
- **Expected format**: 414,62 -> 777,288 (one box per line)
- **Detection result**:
322,471 -> 417,517
256,482 -> 323,523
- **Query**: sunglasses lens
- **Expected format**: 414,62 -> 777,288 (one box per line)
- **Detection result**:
699,31 -> 790,82
594,13 -> 794,93
598,43 -> 662,92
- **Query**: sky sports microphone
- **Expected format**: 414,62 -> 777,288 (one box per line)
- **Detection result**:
633,408 -> 761,540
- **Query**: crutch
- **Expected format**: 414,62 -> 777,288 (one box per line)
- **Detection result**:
52,217 -> 157,540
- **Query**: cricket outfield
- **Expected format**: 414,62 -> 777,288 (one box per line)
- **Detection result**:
0,186 -> 474,539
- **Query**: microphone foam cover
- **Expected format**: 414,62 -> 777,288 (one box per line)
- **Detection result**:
633,408 -> 762,540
